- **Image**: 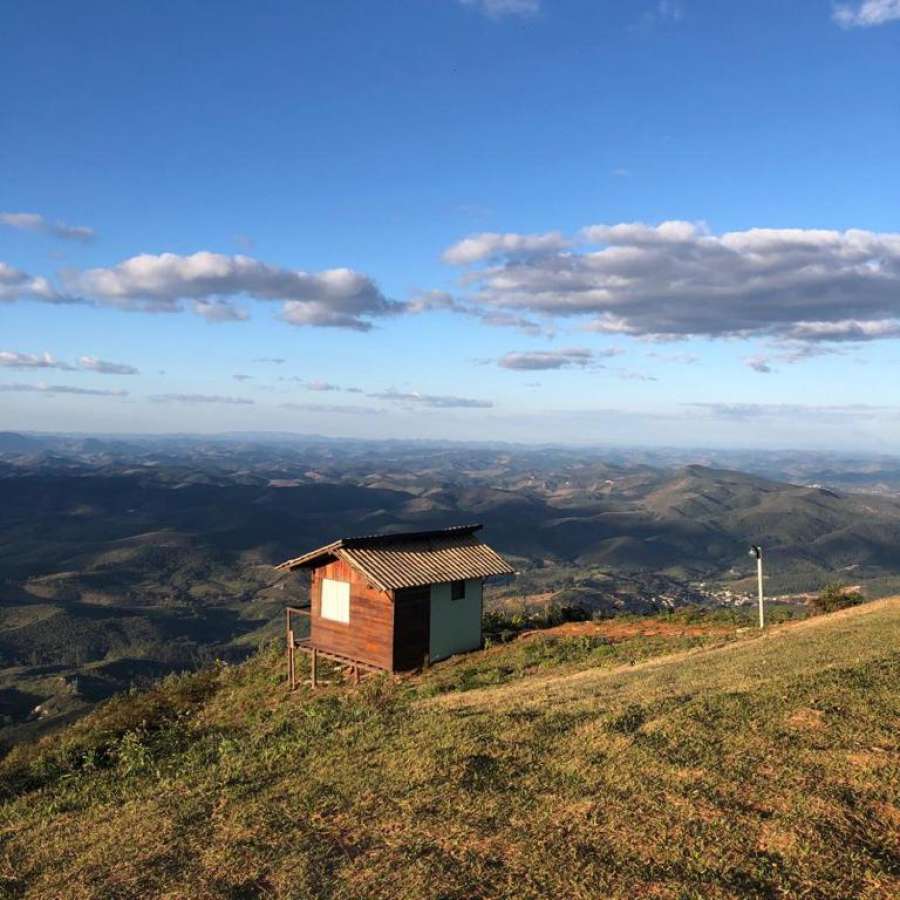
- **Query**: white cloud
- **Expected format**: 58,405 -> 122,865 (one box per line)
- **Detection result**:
149,393 -> 254,405
744,342 -> 846,373
0,382 -> 127,396
368,389 -> 493,408
193,299 -> 250,323
0,351 -> 137,374
498,347 -> 618,370
0,262 -> 67,304
0,211 -> 95,242
833,1 -> 900,27
0,351 -> 74,370
407,289 -> 548,336
784,319 -> 900,342
744,354 -> 774,374
233,374 -> 253,382
78,356 -> 139,375
68,252 -> 400,331
459,0 -> 540,19
443,231 -> 568,265
447,221 -> 900,345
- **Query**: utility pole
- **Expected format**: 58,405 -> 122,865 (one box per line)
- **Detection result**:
749,544 -> 764,628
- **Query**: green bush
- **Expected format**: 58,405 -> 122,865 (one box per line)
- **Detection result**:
482,603 -> 588,641
810,583 -> 865,614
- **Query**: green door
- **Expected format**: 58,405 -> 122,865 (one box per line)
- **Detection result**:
429,579 -> 482,663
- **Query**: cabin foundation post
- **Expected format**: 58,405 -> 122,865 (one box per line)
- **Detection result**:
286,608 -> 296,691
311,647 -> 318,689
288,631 -> 296,691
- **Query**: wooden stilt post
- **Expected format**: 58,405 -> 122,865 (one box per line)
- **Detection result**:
288,629 -> 295,691
353,665 -> 359,685
286,609 -> 294,690
311,647 -> 318,689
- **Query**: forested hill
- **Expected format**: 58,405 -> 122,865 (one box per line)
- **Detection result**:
4,438 -> 900,748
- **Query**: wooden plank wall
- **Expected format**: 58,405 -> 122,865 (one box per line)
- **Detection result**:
310,559 -> 394,670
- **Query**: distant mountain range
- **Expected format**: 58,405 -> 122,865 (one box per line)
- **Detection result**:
4,432 -> 900,747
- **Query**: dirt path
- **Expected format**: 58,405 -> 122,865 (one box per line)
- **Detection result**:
430,596 -> 900,712
519,618 -> 732,641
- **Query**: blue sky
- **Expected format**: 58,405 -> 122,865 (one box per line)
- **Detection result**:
2,0 -> 900,448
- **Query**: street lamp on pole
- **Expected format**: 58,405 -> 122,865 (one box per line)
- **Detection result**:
749,544 -> 764,628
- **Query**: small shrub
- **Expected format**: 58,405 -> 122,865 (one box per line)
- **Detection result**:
482,603 -> 589,640
115,728 -> 154,777
811,583 -> 865,614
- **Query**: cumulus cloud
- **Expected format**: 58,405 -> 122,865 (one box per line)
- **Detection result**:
67,252 -> 400,331
0,211 -> 95,242
149,393 -> 254,405
0,383 -> 127,396
0,262 -> 69,304
443,231 -> 568,265
459,0 -> 540,19
833,0 -> 900,27
497,347 -> 617,370
193,299 -> 249,323
368,389 -> 493,409
446,221 -> 900,346
784,319 -> 900,342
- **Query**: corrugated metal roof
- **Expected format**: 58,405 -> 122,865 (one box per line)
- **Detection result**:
275,524 -> 515,591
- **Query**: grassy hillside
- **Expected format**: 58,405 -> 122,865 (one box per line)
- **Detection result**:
0,600 -> 897,898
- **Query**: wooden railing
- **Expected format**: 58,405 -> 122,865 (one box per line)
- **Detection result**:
285,605 -> 384,690
285,606 -> 310,690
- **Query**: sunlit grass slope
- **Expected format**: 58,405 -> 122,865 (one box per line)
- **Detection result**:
1,600 -> 898,898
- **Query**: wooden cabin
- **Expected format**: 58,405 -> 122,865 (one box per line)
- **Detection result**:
276,524 -> 514,683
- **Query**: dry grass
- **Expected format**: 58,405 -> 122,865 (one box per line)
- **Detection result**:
0,601 -> 898,898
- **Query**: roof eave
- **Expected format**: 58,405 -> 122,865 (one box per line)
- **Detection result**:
275,546 -> 392,591
274,541 -> 342,572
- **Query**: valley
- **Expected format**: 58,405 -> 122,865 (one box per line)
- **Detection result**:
4,432 -> 900,748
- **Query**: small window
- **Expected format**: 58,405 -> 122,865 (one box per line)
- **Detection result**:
450,579 -> 466,601
321,578 -> 350,623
